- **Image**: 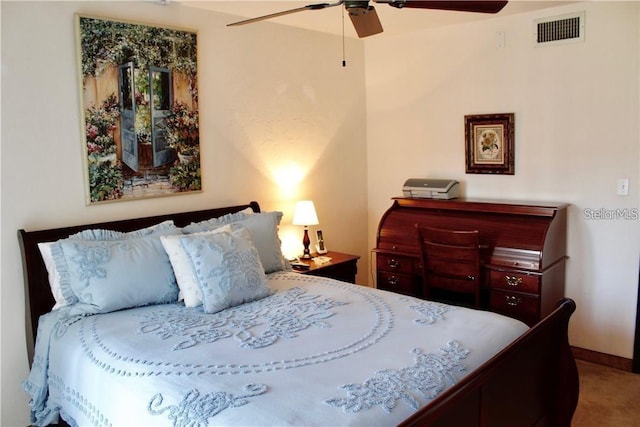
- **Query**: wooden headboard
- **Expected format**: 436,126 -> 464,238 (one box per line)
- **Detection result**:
18,201 -> 260,363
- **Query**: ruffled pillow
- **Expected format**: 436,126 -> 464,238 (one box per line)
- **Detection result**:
49,234 -> 179,315
38,221 -> 180,311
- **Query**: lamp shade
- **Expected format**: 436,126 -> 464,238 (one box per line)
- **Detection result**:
292,200 -> 319,226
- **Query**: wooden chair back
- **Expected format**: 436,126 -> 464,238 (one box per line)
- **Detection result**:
416,225 -> 481,308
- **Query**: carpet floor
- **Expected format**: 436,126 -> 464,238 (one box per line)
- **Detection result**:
572,359 -> 640,426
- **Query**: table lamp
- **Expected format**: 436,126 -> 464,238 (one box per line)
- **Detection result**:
292,200 -> 319,259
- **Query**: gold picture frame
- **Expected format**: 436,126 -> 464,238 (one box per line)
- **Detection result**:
465,113 -> 515,175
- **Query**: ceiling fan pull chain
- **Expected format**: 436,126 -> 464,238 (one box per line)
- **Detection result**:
342,7 -> 347,67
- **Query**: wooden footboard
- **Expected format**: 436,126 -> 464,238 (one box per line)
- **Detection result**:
399,298 -> 578,427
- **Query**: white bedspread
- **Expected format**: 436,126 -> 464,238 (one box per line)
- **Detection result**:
25,272 -> 528,426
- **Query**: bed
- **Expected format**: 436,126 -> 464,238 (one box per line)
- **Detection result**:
18,201 -> 579,426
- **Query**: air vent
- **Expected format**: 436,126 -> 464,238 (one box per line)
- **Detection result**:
534,12 -> 585,46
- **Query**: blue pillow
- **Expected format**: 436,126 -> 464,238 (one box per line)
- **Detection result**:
184,211 -> 289,273
39,221 -> 181,311
50,234 -> 179,315
177,229 -> 271,314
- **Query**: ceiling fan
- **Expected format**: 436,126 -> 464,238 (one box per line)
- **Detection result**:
227,1 -> 509,38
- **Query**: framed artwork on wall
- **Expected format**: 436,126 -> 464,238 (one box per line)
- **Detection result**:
464,113 -> 515,175
76,15 -> 201,204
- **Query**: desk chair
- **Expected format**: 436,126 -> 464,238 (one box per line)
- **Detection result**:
416,225 -> 481,308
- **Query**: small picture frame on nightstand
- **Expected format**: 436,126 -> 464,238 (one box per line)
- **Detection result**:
316,230 -> 328,254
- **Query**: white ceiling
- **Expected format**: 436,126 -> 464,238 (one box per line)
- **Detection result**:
175,0 -> 575,38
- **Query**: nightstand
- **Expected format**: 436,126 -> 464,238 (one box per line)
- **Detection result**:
293,251 -> 360,284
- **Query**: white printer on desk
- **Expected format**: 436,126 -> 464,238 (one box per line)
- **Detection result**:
402,178 -> 460,199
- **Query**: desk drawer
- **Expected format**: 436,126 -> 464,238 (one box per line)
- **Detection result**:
490,290 -> 539,325
376,253 -> 415,275
489,270 -> 540,294
377,271 -> 416,296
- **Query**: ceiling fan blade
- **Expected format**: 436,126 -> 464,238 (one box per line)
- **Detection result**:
380,1 -> 508,14
348,5 -> 384,38
227,1 -> 343,27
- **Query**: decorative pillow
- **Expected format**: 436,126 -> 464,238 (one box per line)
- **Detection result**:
49,235 -> 179,315
176,229 -> 271,314
38,221 -> 180,311
184,211 -> 289,273
160,224 -> 233,308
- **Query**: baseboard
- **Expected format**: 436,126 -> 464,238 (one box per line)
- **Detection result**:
572,346 -> 633,372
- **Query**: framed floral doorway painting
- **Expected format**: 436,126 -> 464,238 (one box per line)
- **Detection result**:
76,15 -> 200,204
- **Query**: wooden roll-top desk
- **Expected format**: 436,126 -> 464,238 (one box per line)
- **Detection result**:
374,197 -> 568,326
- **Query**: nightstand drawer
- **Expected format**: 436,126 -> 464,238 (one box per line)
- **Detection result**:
294,251 -> 360,284
376,254 -> 414,275
489,270 -> 540,294
490,290 -> 539,325
377,271 -> 416,296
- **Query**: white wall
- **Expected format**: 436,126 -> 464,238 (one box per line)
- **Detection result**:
0,2 -> 367,425
366,1 -> 639,358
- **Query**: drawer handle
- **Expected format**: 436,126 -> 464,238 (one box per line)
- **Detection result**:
505,276 -> 523,287
387,259 -> 400,269
505,295 -> 522,307
387,276 -> 399,286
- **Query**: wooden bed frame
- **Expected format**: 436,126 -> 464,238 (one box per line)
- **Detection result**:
18,201 -> 579,427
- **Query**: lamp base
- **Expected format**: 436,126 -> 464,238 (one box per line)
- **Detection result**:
301,228 -> 312,259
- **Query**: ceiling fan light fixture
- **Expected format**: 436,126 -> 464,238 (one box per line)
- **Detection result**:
348,6 -> 372,17
345,1 -> 370,10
